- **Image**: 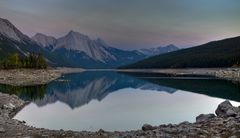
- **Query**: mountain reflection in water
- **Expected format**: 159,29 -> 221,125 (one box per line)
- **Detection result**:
0,71 -> 240,109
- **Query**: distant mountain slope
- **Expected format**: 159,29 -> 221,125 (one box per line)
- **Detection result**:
0,18 -> 29,41
0,18 -> 145,68
121,36 -> 240,69
54,31 -> 117,63
32,30 -> 146,68
32,33 -> 57,50
0,18 -> 54,62
136,44 -> 179,57
32,31 -> 180,68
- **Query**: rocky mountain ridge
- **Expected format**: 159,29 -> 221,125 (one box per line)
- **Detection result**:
0,17 -> 179,68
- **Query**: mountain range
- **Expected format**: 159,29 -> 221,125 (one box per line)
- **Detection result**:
0,18 -> 179,68
1,17 -> 239,69
122,36 -> 240,69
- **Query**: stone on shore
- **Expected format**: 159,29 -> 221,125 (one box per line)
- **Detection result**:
142,124 -> 156,131
196,114 -> 216,122
0,127 -> 5,133
215,100 -> 240,117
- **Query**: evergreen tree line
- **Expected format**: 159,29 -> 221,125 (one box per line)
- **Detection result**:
121,37 -> 240,69
0,53 -> 48,69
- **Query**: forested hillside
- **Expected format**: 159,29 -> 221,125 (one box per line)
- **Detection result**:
121,36 -> 240,69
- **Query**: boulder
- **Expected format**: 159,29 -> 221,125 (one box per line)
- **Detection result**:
215,100 -> 240,117
0,127 -> 5,133
142,124 -> 155,131
196,114 -> 216,123
226,109 -> 237,117
3,103 -> 16,110
98,129 -> 105,133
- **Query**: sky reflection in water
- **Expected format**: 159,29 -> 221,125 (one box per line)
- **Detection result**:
7,71 -> 240,131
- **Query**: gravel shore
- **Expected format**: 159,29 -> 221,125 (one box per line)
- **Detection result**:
0,68 -> 239,87
215,68 -> 240,82
0,92 -> 240,138
118,68 -> 240,82
0,68 -> 84,86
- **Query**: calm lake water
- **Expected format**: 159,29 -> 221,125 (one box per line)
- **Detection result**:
1,71 -> 240,131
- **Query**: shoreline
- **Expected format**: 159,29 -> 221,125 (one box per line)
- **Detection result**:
0,68 -> 239,137
117,68 -> 240,82
0,67 -> 239,86
0,92 -> 239,137
0,68 -> 84,86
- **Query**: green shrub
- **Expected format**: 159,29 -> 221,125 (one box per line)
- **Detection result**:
0,53 -> 48,69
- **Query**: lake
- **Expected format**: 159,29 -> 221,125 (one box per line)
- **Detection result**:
1,71 -> 240,131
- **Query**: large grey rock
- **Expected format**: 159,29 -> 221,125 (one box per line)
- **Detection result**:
0,127 -> 5,133
226,109 -> 237,117
3,103 -> 16,110
142,124 -> 155,131
196,114 -> 216,122
215,100 -> 240,117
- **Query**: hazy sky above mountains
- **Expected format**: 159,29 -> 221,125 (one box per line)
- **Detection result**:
0,0 -> 240,49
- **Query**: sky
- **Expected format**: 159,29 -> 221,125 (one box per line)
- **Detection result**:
0,0 -> 240,49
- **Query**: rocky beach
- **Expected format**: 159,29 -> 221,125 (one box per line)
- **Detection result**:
215,68 -> 240,82
0,92 -> 239,138
0,68 -> 239,87
0,68 -> 84,86
119,68 -> 240,82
